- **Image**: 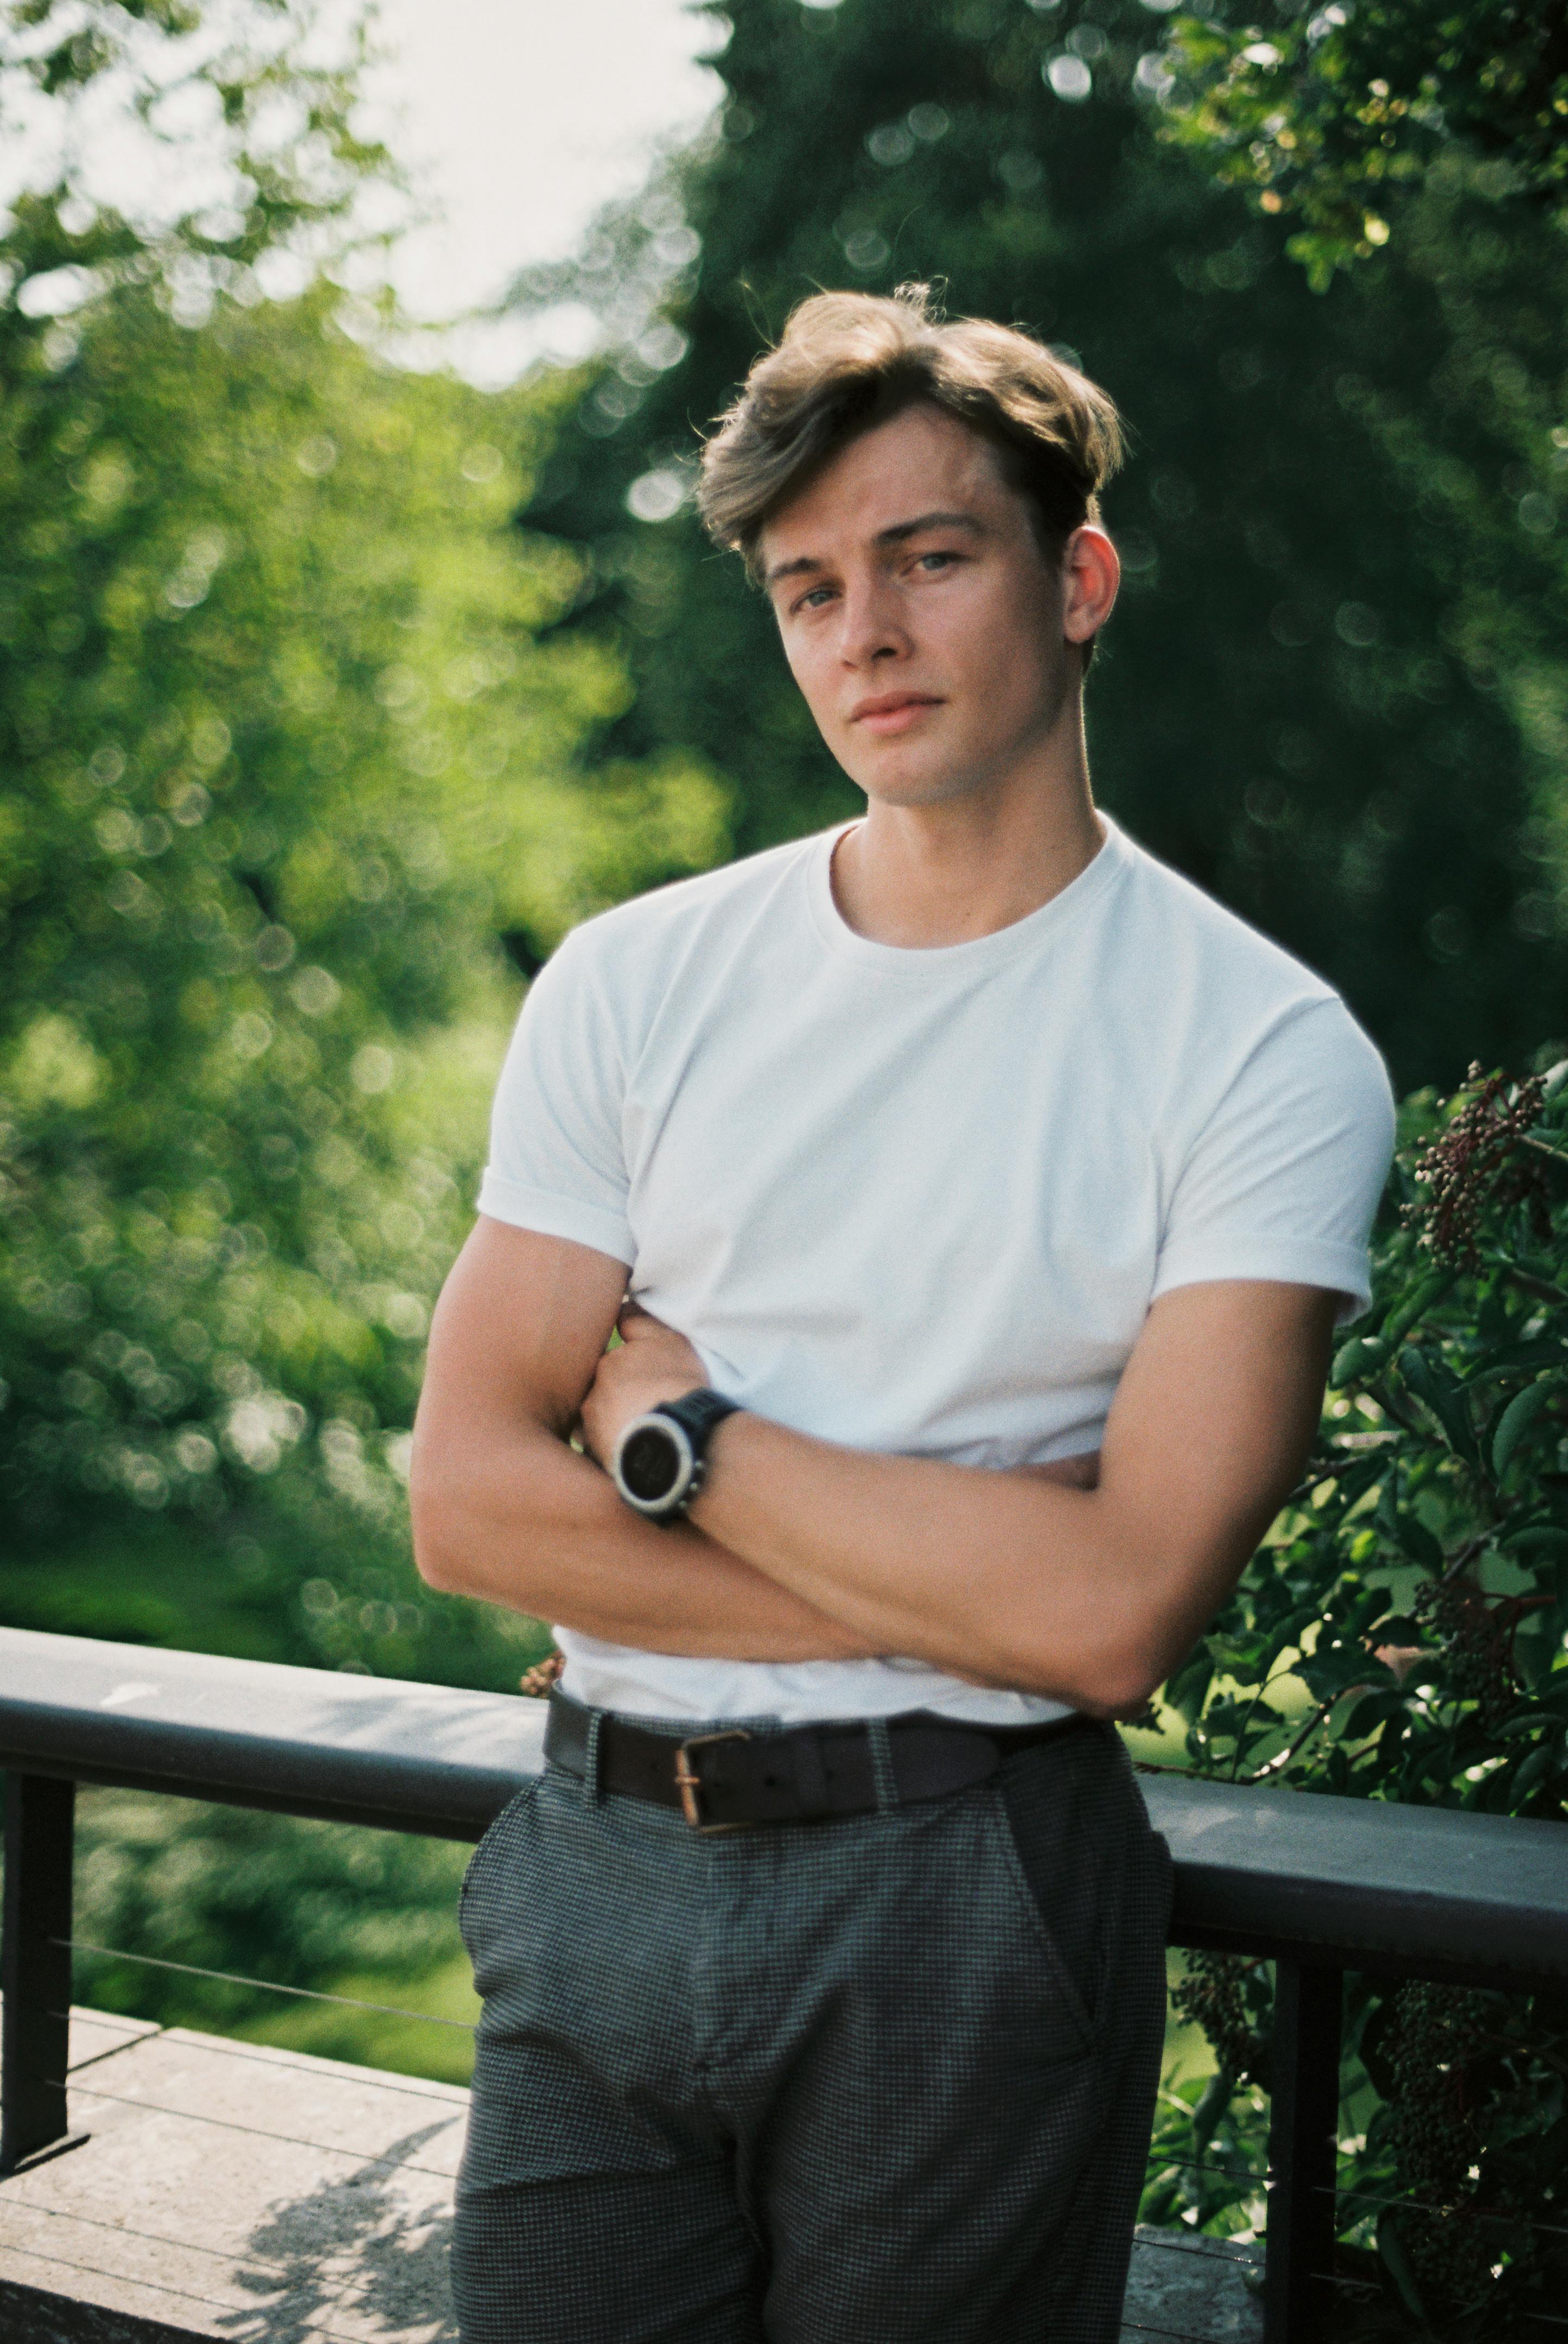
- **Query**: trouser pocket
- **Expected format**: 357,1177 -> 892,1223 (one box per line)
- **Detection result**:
459,1777 -> 540,1956
989,1721 -> 1145,2043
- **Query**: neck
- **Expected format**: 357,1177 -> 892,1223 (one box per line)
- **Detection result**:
830,717 -> 1103,950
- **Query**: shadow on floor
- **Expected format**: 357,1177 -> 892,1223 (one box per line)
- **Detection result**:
220,2119 -> 457,2343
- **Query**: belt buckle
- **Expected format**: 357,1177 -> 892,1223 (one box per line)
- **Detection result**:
673,1729 -> 753,1831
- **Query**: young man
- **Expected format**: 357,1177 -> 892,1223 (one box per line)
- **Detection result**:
411,285 -> 1395,2344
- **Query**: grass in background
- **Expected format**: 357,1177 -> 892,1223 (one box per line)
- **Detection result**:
67,1787 -> 478,2085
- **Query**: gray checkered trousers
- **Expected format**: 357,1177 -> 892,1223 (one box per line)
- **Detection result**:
452,1702 -> 1172,2343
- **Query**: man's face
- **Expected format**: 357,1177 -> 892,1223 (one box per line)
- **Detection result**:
759,402 -> 1116,811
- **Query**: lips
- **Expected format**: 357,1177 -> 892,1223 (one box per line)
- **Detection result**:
850,692 -> 944,732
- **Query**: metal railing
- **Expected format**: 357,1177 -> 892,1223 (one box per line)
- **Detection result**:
4,1623 -> 1568,2344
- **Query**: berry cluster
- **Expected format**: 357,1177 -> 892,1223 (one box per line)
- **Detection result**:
1171,1948 -> 1268,2087
1407,1066 -> 1549,1269
1385,1981 -> 1494,2309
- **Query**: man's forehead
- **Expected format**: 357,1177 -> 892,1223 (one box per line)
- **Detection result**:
763,507 -> 987,587
760,419 -> 1009,577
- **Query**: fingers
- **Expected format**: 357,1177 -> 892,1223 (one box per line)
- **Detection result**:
617,1300 -> 665,1340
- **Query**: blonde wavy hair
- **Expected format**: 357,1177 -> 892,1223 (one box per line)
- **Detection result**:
697,284 -> 1124,595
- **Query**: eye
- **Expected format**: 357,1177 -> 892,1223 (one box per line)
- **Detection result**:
796,584 -> 837,611
914,550 -> 959,574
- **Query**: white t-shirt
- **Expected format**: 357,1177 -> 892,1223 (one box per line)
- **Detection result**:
479,814 -> 1395,1727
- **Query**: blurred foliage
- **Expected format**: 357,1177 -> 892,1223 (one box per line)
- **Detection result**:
1148,1059 -> 1568,2338
508,0 -> 1568,1094
1156,1 -> 1568,289
0,1 -> 730,1680
71,1786 -> 476,2083
0,0 -> 390,324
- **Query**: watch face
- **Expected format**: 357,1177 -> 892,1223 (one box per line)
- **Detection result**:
619,1422 -> 681,1503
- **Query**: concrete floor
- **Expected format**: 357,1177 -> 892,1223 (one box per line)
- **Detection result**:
0,2010 -> 1260,2342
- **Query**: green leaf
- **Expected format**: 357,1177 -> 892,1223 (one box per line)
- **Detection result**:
1299,1641 -> 1385,1699
1501,1526 -> 1568,1559
1190,2067 -> 1238,2153
1164,1651 -> 1214,1728
1512,1744 -> 1556,1801
1493,1379 -> 1557,1479
1391,1507 -> 1443,1571
1398,1346 -> 1481,1464
1343,1688 -> 1407,1740
1380,1270 -> 1457,1352
1470,1339 -> 1568,1386
1347,1583 -> 1394,1637
1331,1333 -> 1386,1387
1376,2213 -> 1429,2322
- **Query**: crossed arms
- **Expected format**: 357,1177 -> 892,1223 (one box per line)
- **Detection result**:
410,1216 -> 1338,1718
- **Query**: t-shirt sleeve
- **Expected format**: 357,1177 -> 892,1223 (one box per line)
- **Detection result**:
476,929 -> 636,1266
1151,997 -> 1395,1324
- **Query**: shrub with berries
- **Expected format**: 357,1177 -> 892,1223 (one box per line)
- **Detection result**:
1146,1058 -> 1568,2341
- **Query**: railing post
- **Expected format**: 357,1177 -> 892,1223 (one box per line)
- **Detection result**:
1264,1959 -> 1342,2344
1,1772 -> 81,2176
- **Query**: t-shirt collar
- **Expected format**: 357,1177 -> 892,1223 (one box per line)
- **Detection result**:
805,808 -> 1132,973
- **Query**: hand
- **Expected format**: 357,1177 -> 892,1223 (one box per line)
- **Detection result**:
578,1302 -> 709,1467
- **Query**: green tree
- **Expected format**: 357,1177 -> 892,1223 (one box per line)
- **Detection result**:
1148,0 -> 1568,1049
508,0 -> 1568,1093
0,4 -> 729,1680
1155,0 -> 1568,288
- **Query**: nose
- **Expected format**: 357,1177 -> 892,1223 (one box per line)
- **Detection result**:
837,571 -> 909,670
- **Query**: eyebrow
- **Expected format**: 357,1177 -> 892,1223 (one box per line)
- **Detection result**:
763,509 -> 985,588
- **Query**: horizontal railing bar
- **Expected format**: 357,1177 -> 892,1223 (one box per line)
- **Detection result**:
6,1625 -> 1568,1985
1170,1920 -> 1568,1995
0,1750 -> 499,1844
60,1939 -> 476,2030
0,1628 -> 545,1839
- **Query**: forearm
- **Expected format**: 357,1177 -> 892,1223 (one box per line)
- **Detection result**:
680,1284 -> 1332,1714
410,1417 -> 884,1661
689,1418 -> 1151,1710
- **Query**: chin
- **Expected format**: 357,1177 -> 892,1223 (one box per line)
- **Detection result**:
851,757 -> 982,810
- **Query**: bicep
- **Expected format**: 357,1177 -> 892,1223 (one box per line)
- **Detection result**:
1099,1279 -> 1336,1596
417,1217 -> 629,1448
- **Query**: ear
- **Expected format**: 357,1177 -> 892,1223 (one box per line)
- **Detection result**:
1062,525 -> 1120,646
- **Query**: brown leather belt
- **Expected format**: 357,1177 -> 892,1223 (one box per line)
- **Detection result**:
543,1688 -> 1092,1832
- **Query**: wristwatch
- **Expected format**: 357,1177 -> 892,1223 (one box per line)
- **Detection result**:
611,1387 -> 742,1524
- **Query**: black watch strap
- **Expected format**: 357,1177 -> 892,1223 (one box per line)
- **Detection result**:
653,1387 -> 742,1450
